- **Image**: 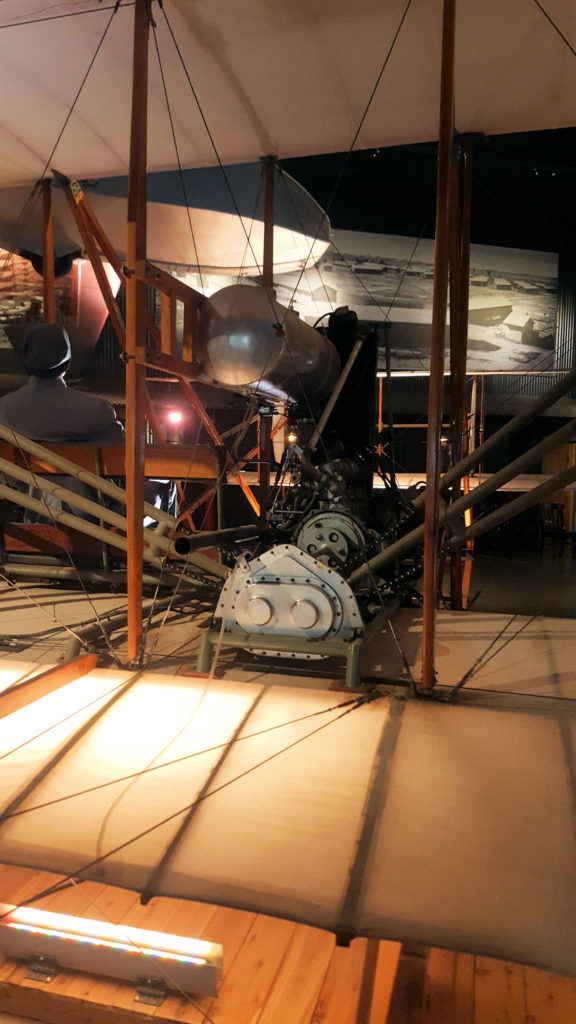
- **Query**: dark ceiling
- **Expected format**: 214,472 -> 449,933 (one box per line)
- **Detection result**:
282,128 -> 576,263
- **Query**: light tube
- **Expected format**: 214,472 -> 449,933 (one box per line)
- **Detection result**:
0,903 -> 222,997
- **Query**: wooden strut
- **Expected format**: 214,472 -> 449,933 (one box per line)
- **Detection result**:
257,155 -> 276,520
125,0 -> 150,664
40,180 -> 56,323
448,135 -> 474,610
58,188 -> 264,527
421,0 -> 456,691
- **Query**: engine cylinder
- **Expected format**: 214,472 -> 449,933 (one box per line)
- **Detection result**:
197,284 -> 340,403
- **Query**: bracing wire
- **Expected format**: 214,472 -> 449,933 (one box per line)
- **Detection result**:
0,4 -> 132,31
346,519 -> 419,694
0,695 -> 365,822
449,613 -> 541,700
532,0 -> 576,57
287,0 -> 414,309
66,877 -> 220,1024
151,21 -> 206,294
0,435 -> 123,663
0,571 -> 91,653
0,676 -> 133,764
157,4 -> 272,289
0,2 -> 133,660
0,0 -> 122,287
234,175 -> 264,284
326,229 -> 434,375
0,697 -> 371,901
155,3 -> 331,455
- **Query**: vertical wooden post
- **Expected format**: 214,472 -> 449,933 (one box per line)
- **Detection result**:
448,136 -> 474,608
125,0 -> 150,664
41,180 -> 56,323
261,155 -> 275,290
420,0 -> 456,690
257,156 -> 276,519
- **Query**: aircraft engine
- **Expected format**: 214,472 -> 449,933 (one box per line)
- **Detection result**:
212,543 -> 363,659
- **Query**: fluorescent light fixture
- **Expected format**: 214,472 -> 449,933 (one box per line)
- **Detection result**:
0,903 -> 222,996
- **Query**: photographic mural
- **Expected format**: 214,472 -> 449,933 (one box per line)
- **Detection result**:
0,233 -> 559,377
273,229 -> 559,374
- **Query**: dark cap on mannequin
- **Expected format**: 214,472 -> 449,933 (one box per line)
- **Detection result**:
23,324 -> 71,378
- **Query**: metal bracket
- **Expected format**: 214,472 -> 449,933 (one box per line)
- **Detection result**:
26,955 -> 57,983
135,974 -> 166,1006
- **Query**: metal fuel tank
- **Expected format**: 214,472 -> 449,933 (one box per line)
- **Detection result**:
197,284 -> 340,403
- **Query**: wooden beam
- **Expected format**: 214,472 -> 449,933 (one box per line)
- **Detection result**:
0,654 -> 98,719
137,260 -> 205,305
261,155 -> 275,289
420,0 -> 456,690
59,178 -> 126,348
41,180 -> 56,323
124,0 -> 150,664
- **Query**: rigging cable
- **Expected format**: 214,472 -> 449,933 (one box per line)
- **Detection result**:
0,3 -> 133,660
151,21 -> 206,295
156,5 -> 330,453
1,0 -> 123,281
0,695 -> 367,822
0,436 -> 123,664
157,3 -> 276,291
66,877 -> 221,1024
0,570 -> 96,655
532,0 -> 576,57
287,0 -> 414,309
0,675 -> 133,764
448,613 -> 540,700
0,3 -> 133,30
0,696 -> 374,898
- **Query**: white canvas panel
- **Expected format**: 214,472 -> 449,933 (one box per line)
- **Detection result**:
162,687 -> 390,925
0,184 -> 330,273
0,1 -> 574,186
0,669 -> 132,811
0,669 -> 574,976
0,677 -> 263,885
357,702 -> 576,975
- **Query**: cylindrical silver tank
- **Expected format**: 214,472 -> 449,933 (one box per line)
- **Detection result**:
197,284 -> 340,403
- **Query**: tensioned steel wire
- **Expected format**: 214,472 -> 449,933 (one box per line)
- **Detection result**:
285,0 -> 415,310
0,0 -> 124,281
157,3 -> 277,302
0,570 -> 92,653
0,2 -> 133,28
0,695 -> 364,822
66,878 -> 221,1024
0,695 -> 374,922
151,20 -> 206,295
0,430 -> 123,663
532,0 -> 576,57
155,3 -> 333,450
147,8 -> 318,470
0,2 -> 134,657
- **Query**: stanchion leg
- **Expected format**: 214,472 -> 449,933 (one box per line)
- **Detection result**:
197,630 -> 213,673
345,638 -> 363,688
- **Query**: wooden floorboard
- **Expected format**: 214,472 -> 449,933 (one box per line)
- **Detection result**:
0,867 -> 575,1023
257,923 -> 334,1024
309,938 -> 368,1024
474,956 -> 525,1024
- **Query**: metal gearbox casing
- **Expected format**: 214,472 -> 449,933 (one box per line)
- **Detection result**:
214,544 -> 363,656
